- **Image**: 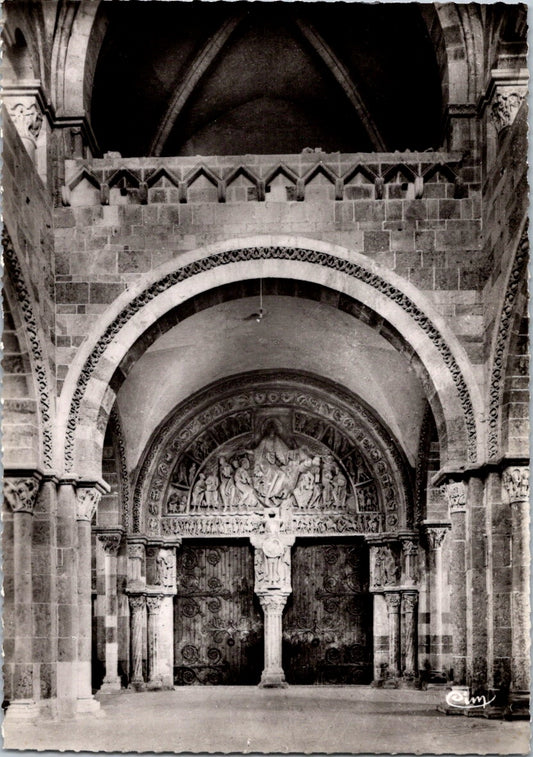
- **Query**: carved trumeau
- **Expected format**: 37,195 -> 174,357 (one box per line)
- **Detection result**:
502,466 -> 530,503
76,488 -> 101,521
4,477 -> 40,514
443,481 -> 467,514
251,519 -> 295,594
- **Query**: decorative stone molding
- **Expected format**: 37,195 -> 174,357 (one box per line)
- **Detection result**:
97,532 -> 122,555
488,228 -> 529,459
109,408 -> 131,531
3,476 -> 41,514
443,481 -> 467,515
76,488 -> 101,522
65,246 -> 477,472
2,228 -> 53,469
502,466 -> 530,503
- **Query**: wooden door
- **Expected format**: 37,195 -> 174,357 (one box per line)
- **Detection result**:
174,540 -> 263,685
283,539 -> 372,684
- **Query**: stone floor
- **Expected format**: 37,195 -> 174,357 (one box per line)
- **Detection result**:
3,687 -> 530,755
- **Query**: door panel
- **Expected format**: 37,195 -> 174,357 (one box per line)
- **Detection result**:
283,539 -> 372,684
174,540 -> 263,685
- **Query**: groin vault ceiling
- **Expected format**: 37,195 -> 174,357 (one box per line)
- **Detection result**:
91,2 -> 442,157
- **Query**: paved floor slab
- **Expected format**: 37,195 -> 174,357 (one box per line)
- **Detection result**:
3,687 -> 530,754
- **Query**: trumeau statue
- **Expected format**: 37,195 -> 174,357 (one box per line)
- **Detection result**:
171,419 -> 362,515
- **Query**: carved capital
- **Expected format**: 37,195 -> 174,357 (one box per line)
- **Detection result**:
127,543 -> 145,561
258,593 -> 290,613
8,101 -> 43,142
146,595 -> 164,614
442,481 -> 467,515
129,594 -> 146,613
3,476 -> 40,514
401,539 -> 418,557
76,487 -> 101,521
502,466 -> 529,503
402,592 -> 418,613
385,592 -> 401,612
98,532 -> 122,555
425,526 -> 448,550
490,88 -> 527,133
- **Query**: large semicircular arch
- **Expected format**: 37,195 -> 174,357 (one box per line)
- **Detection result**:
57,236 -> 484,477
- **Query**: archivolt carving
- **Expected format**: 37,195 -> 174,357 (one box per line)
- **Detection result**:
133,372 -> 411,538
3,227 -> 53,468
109,407 -> 131,530
65,246 -> 477,471
487,226 -> 529,459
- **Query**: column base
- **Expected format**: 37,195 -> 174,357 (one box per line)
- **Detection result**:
128,680 -> 147,692
76,696 -> 102,715
146,677 -> 174,691
259,670 -> 288,688
3,699 -> 40,722
99,676 -> 122,693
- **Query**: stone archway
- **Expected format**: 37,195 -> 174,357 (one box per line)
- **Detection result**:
114,371 -> 421,689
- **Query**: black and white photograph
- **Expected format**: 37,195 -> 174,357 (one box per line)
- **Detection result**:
1,0 -> 530,753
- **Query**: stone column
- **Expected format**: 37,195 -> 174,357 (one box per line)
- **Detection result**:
385,592 -> 401,677
154,546 -> 178,689
502,466 -> 530,693
3,474 -> 41,720
146,594 -> 164,689
251,530 -> 295,688
258,594 -> 290,687
128,594 -> 146,690
127,541 -> 146,586
75,486 -> 102,712
424,525 -> 448,672
97,531 -> 123,691
402,591 -> 418,679
443,480 -> 468,685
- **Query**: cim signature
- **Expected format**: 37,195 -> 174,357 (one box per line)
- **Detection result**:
445,690 -> 496,709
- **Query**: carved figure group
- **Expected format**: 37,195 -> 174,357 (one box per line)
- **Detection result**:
185,426 -> 352,514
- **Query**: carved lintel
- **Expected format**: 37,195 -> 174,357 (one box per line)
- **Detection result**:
76,487 -> 101,522
442,481 -> 467,515
384,592 -> 401,612
97,532 -> 122,555
3,476 -> 41,514
8,100 -> 44,143
424,525 -> 449,550
251,532 -> 295,594
502,466 -> 530,503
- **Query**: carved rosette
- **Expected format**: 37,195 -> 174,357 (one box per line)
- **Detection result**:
76,488 -> 102,522
8,101 -> 43,143
443,481 -> 467,515
490,88 -> 527,133
502,466 -> 530,503
98,533 -> 122,555
4,476 -> 41,514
